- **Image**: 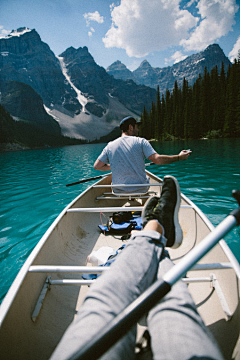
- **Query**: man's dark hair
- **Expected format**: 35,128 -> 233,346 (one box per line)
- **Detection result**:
119,116 -> 141,132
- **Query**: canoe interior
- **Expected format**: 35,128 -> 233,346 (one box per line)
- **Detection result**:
0,172 -> 240,360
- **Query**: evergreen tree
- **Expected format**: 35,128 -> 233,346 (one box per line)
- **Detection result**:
161,94 -> 166,136
149,101 -> 156,139
236,90 -> 240,136
210,66 -> 220,130
156,85 -> 161,140
165,89 -> 172,135
218,62 -> 227,132
172,81 -> 181,137
236,52 -> 240,136
224,60 -> 238,137
140,106 -> 150,139
192,75 -> 201,138
184,86 -> 193,139
200,67 -> 211,136
181,78 -> 189,139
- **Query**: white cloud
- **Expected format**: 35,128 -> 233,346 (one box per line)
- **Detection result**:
185,0 -> 198,7
0,25 -> 11,38
180,0 -> 239,51
229,35 -> 240,62
83,11 -> 104,26
166,51 -> 188,64
102,0 -> 239,59
83,11 -> 104,37
88,27 -> 95,37
102,0 -> 198,58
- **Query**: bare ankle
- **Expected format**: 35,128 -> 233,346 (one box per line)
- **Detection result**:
143,220 -> 164,235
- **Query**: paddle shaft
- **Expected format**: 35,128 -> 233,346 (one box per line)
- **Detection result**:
69,210 -> 239,360
65,163 -> 155,187
66,174 -> 110,187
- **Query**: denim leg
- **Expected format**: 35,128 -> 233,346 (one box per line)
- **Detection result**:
50,230 -> 165,360
147,252 -> 225,360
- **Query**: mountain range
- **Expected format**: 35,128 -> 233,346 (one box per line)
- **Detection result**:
0,27 -> 232,148
0,27 -> 156,144
107,44 -> 231,93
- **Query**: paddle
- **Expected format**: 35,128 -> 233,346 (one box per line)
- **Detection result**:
66,174 -> 111,187
65,162 -> 155,187
68,190 -> 240,360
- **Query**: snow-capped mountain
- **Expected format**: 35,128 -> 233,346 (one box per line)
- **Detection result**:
2,27 -> 32,38
107,44 -> 231,93
0,28 -> 232,144
0,28 -> 156,141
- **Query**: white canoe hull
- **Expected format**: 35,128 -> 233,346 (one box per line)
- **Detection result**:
0,171 -> 240,359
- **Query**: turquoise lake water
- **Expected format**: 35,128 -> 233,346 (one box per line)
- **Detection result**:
0,138 -> 240,303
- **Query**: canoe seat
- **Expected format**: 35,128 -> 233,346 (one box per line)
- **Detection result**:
96,191 -> 158,201
93,183 -> 162,201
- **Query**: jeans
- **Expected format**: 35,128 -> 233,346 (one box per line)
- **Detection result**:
50,230 -> 224,360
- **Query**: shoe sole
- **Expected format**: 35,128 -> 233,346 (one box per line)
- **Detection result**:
164,175 -> 183,249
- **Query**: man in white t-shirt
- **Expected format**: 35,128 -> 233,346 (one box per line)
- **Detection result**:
94,116 -> 191,193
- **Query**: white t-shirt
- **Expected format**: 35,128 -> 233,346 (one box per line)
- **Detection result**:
98,136 -> 156,193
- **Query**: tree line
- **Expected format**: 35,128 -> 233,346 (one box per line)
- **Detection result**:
140,56 -> 240,140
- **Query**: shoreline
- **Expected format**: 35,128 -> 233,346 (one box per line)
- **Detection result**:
0,136 -> 235,153
0,143 -> 30,153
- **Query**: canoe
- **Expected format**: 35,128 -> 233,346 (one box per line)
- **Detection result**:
0,171 -> 240,360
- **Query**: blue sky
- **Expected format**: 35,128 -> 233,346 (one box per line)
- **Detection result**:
0,0 -> 240,70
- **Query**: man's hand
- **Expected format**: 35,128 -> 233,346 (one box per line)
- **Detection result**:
179,150 -> 192,161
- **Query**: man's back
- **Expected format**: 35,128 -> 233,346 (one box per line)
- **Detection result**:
98,136 -> 155,193
94,115 -> 192,193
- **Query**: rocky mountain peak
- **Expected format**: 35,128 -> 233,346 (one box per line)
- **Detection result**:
4,27 -> 41,44
139,60 -> 152,68
106,60 -> 135,81
0,28 -> 78,110
0,27 -> 49,55
60,46 -> 95,65
107,60 -> 127,70
112,60 -> 122,65
7,27 -> 32,37
133,59 -> 155,79
205,43 -> 224,53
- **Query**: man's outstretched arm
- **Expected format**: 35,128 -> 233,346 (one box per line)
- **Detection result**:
148,150 -> 192,165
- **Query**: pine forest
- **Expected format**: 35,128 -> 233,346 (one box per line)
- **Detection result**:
140,56 -> 240,140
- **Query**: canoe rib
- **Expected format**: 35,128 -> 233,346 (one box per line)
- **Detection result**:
67,205 -> 192,212
28,262 -> 234,273
29,263 -> 234,323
